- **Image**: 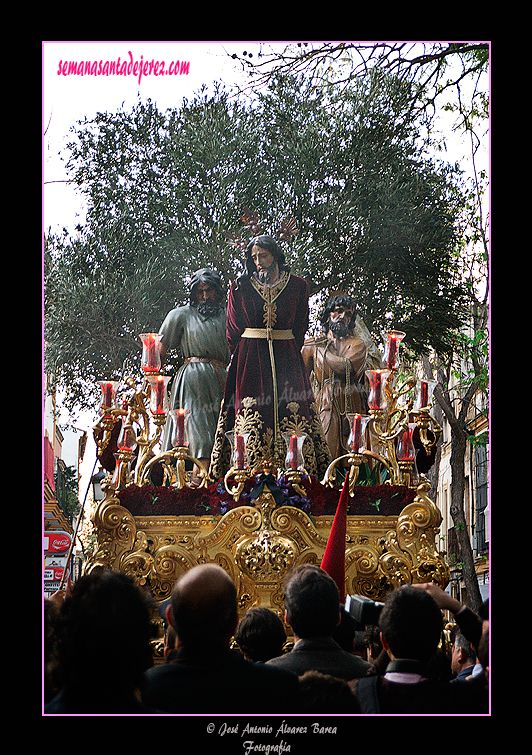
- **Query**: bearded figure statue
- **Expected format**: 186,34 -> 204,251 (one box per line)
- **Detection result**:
210,236 -> 330,480
301,294 -> 383,460
158,269 -> 230,476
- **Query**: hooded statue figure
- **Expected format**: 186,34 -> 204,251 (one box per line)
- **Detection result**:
158,269 -> 230,474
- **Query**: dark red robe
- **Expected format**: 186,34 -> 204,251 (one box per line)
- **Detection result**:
210,271 -> 330,479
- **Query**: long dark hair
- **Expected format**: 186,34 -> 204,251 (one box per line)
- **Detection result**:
242,235 -> 290,279
188,268 -> 225,305
319,293 -> 358,332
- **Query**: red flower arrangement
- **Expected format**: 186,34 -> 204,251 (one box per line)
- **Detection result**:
116,475 -> 416,518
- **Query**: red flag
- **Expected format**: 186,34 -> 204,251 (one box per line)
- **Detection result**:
320,475 -> 349,602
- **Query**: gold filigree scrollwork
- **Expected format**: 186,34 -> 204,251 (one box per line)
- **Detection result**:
233,397 -> 277,473
150,544 -> 197,598
379,533 -> 416,590
281,402 -> 310,437
234,491 -> 294,584
196,506 -> 262,564
120,530 -> 153,584
394,482 -> 450,587
85,479 -> 449,645
86,483 -> 138,574
236,530 -> 295,581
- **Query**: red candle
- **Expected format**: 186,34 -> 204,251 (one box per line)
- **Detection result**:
141,333 -> 161,372
154,376 -> 166,414
373,371 -> 382,408
352,414 -> 362,452
397,425 -> 416,461
420,380 -> 429,408
386,335 -> 398,369
117,422 -> 136,451
235,434 -> 245,469
289,434 -> 299,470
175,409 -> 185,446
102,381 -> 114,408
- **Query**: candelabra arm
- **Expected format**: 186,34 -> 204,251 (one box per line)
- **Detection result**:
322,450 -> 393,494
93,408 -> 127,454
394,375 -> 418,402
224,467 -> 251,502
134,417 -> 165,484
139,446 -> 210,489
411,410 -> 443,452
369,407 -> 409,447
321,453 -> 351,488
284,468 -> 310,498
361,449 -> 394,477
386,408 -> 410,439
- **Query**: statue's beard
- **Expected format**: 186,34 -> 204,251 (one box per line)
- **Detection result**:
329,319 -> 351,339
255,263 -> 278,285
196,301 -> 220,317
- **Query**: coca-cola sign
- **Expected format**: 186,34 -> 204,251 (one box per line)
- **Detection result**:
44,567 -> 64,581
44,531 -> 72,554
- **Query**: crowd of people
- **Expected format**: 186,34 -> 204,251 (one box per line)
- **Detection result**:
44,564 -> 489,715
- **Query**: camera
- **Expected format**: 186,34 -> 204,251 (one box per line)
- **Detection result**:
344,594 -> 384,629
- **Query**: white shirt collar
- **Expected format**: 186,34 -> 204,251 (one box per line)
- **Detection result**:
384,671 -> 426,684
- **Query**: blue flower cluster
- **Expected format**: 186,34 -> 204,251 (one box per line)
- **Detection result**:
215,473 -> 312,516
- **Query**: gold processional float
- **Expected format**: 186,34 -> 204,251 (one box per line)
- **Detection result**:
85,330 -> 449,658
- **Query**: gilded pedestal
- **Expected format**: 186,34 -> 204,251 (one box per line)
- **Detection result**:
85,479 -> 449,657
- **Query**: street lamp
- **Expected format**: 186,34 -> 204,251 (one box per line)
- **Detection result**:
91,468 -> 106,502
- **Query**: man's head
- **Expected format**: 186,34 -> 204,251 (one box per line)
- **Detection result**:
284,564 -> 341,639
55,569 -> 155,692
167,564 -> 238,650
189,268 -> 225,316
320,294 -> 357,339
450,629 -> 476,676
234,607 -> 287,662
244,235 -> 288,284
379,585 -> 443,663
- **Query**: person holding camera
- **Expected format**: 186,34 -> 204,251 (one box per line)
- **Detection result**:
349,584 -> 489,714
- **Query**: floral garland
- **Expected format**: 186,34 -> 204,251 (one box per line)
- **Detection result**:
116,474 -> 416,518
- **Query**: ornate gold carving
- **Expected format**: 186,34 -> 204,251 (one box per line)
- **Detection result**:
231,397 -> 279,471
236,531 -> 295,580
85,480 -> 450,637
250,270 -> 291,308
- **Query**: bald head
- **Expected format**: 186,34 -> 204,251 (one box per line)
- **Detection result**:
168,564 -> 238,649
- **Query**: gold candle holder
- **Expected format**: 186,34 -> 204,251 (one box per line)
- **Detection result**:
224,467 -> 253,503
283,467 -> 309,498
139,445 -> 210,490
322,449 -> 392,496
411,409 -> 442,453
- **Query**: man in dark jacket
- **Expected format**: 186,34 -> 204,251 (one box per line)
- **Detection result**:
141,564 -> 301,714
350,584 -> 489,714
266,565 -> 372,680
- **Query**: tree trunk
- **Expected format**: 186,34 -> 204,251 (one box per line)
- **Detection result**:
422,355 -> 483,613
449,422 -> 483,613
425,400 -> 442,497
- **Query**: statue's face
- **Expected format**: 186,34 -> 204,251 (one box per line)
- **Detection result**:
194,282 -> 217,304
251,244 -> 276,275
329,305 -> 354,327
251,244 -> 279,285
328,304 -> 355,339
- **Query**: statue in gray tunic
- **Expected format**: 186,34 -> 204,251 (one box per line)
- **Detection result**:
158,269 -> 229,477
